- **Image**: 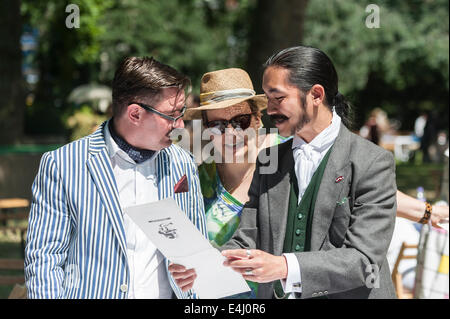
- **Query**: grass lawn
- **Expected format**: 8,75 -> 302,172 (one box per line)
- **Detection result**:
396,162 -> 445,201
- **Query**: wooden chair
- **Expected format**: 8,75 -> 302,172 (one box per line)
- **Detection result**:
0,198 -> 29,210
0,259 -> 26,299
391,242 -> 418,299
0,198 -> 29,257
8,284 -> 27,299
0,259 -> 25,285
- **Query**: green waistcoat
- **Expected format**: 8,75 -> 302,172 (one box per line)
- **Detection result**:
273,147 -> 332,299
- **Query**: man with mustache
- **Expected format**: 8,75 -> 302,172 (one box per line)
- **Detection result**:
172,46 -> 397,299
25,57 -> 207,299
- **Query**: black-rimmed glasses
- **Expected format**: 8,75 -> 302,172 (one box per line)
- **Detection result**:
133,102 -> 187,124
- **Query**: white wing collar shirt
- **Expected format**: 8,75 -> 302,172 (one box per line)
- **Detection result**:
104,122 -> 172,299
282,108 -> 342,297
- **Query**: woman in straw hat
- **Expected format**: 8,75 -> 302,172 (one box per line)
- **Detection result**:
184,68 -> 289,298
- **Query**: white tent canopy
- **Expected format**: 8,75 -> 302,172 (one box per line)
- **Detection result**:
68,83 -> 112,113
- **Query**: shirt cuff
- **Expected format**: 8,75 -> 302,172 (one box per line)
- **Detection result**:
280,253 -> 302,293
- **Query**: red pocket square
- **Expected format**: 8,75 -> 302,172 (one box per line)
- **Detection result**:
174,175 -> 189,193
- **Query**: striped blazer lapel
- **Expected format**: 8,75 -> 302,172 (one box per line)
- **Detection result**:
156,147 -> 193,202
156,149 -> 173,200
86,123 -> 127,256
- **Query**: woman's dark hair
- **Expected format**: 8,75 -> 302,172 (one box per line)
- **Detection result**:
112,56 -> 191,116
263,46 -> 353,129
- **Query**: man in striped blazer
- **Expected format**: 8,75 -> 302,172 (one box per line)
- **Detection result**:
25,57 -> 207,299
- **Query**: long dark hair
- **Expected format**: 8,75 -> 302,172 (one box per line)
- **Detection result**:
263,46 -> 353,129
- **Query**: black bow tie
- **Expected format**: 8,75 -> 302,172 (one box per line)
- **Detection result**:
108,120 -> 156,164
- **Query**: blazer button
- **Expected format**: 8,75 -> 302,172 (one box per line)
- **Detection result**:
324,291 -> 328,295
120,284 -> 128,293
295,244 -> 301,251
295,229 -> 301,236
297,213 -> 303,220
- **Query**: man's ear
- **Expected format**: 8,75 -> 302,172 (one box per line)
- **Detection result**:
127,104 -> 142,125
310,84 -> 325,106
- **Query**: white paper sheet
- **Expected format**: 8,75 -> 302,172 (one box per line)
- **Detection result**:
124,198 -> 250,299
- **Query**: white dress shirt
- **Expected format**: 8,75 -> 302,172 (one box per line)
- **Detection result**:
104,124 -> 172,299
281,109 -> 342,297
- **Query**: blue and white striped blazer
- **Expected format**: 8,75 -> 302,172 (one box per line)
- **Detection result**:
25,122 -> 207,299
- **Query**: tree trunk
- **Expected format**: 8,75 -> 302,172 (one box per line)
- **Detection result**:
0,0 -> 24,144
246,0 -> 309,92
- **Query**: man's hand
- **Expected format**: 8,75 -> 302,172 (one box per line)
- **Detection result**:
168,263 -> 197,292
222,249 -> 288,283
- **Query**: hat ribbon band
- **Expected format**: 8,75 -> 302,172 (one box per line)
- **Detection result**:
200,88 -> 255,105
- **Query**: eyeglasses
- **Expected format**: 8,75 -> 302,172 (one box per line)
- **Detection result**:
205,114 -> 253,135
132,101 -> 187,124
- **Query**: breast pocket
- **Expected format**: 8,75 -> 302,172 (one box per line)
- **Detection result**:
329,198 -> 351,247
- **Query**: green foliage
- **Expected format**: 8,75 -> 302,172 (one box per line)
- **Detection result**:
97,0 -> 254,91
20,0 -> 448,135
21,0 -> 253,136
65,105 -> 107,141
302,0 -> 449,129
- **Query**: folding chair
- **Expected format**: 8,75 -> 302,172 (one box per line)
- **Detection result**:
391,242 -> 418,298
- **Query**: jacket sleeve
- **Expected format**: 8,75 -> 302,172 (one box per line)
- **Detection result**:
295,149 -> 397,298
24,152 -> 72,299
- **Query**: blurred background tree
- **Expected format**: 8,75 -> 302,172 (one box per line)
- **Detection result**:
0,0 -> 24,144
301,0 -> 449,130
1,0 -> 447,141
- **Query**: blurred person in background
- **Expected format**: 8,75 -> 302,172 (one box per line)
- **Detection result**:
414,113 -> 427,142
420,111 -> 438,163
359,108 -> 391,146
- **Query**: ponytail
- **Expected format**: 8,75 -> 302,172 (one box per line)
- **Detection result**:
333,92 -> 354,130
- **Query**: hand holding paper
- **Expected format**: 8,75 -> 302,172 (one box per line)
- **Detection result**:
222,249 -> 289,283
168,263 -> 197,292
124,198 -> 250,299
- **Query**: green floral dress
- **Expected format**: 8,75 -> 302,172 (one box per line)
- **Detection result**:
198,134 -> 289,298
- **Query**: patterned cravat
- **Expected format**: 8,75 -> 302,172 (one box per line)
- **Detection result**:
292,109 -> 342,200
108,120 -> 155,164
293,143 -> 322,199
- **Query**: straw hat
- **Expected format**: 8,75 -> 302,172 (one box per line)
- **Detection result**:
184,68 -> 267,120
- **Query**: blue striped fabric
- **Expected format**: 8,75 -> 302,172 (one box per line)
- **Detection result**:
25,122 -> 207,299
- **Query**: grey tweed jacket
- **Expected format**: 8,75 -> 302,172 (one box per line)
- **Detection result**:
222,124 -> 397,299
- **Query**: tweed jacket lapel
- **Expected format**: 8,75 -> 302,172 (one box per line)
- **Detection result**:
268,139 -> 295,256
86,122 -> 127,256
310,124 -> 352,251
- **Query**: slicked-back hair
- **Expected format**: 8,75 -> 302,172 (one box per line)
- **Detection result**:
264,46 -> 353,129
111,56 -> 191,116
